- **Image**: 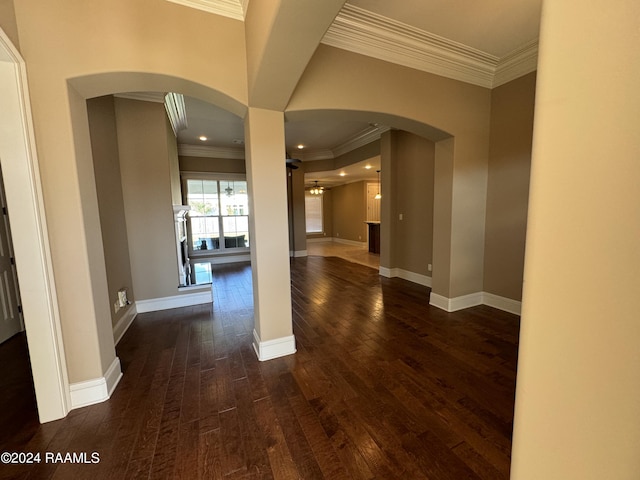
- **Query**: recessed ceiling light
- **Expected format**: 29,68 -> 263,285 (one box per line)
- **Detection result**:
365,165 -> 372,169
199,136 -> 207,141
339,172 -> 346,177
297,144 -> 305,149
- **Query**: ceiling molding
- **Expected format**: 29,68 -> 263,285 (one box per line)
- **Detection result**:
165,0 -> 245,21
178,144 -> 245,159
493,39 -> 538,87
332,124 -> 390,158
296,125 -> 389,162
164,93 -> 188,136
296,149 -> 334,162
322,4 -> 497,88
114,92 -> 165,103
322,4 -> 538,89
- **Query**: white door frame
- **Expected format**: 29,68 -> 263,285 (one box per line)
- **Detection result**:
0,28 -> 70,422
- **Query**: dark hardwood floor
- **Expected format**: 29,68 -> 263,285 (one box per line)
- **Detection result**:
0,256 -> 519,479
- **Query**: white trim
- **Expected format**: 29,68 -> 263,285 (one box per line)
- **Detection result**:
290,250 -> 308,258
0,28 -> 70,422
322,4 -> 538,89
493,40 -> 538,87
429,291 -> 522,315
333,237 -> 367,247
178,144 -> 245,159
69,357 -> 122,410
306,237 -> 332,243
429,292 -> 483,312
135,290 -> 212,313
482,292 -> 522,316
164,92 -> 188,136
332,125 -> 390,158
252,329 -> 296,361
296,149 -> 334,161
208,253 -> 251,264
165,0 -> 245,20
323,4 -> 497,88
113,304 -> 138,345
378,267 -> 432,287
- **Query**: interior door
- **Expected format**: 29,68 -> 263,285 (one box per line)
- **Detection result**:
367,183 -> 381,222
0,167 -> 23,344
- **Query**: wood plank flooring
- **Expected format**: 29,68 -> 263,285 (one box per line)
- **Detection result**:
0,256 -> 519,479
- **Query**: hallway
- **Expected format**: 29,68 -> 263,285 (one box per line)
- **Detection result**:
0,257 -> 519,479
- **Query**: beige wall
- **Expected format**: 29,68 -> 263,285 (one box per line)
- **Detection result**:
179,156 -> 246,174
394,131 -> 435,276
87,96 -> 135,328
10,0 -> 247,382
288,45 -> 490,299
483,72 -> 536,301
0,0 -> 19,49
510,1 -> 640,478
331,181 -> 367,243
114,97 -> 180,301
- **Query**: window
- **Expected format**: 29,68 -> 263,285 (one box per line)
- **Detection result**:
305,192 -> 323,233
184,176 -> 250,253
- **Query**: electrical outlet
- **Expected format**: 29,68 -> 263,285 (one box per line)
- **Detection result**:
428,263 -> 432,272
399,213 -> 403,220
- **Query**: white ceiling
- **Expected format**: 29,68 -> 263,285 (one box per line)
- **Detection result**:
169,0 -> 542,187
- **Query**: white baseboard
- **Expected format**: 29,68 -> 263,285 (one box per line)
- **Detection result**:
379,267 -> 432,287
429,291 -> 482,312
210,254 -> 251,264
333,237 -> 367,247
306,237 -> 331,243
430,291 -> 521,315
290,250 -> 308,258
252,330 -> 296,361
482,292 -> 522,315
70,356 -> 122,410
113,303 -> 138,345
136,289 -> 212,313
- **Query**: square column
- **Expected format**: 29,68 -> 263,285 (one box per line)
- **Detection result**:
244,107 -> 296,361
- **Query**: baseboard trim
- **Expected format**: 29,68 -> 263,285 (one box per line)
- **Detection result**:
482,292 -> 522,315
379,267 -> 432,287
306,237 -> 331,244
430,291 -> 521,315
210,254 -> 251,264
333,237 -> 367,247
252,330 -> 296,362
290,250 -> 308,258
69,356 -> 122,410
113,304 -> 138,345
136,290 -> 212,313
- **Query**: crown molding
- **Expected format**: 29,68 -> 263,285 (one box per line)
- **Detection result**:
322,4 -> 497,88
164,92 -> 188,136
332,124 -> 389,157
178,144 -> 245,159
297,124 -> 390,162
296,149 -> 334,162
322,4 -> 538,89
493,39 -> 538,87
165,0 -> 245,20
114,92 -> 165,103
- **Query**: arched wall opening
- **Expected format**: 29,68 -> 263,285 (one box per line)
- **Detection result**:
283,108 -> 459,304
